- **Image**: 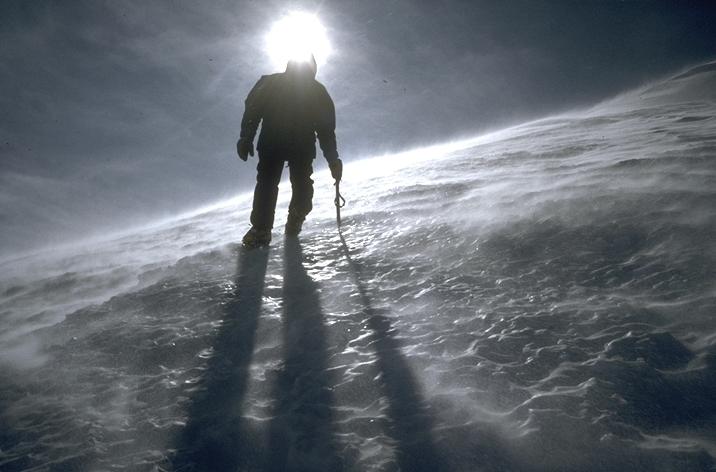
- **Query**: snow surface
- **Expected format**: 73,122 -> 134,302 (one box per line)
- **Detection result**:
1,62 -> 715,471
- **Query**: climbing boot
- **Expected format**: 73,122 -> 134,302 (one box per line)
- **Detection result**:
242,227 -> 271,248
284,214 -> 304,237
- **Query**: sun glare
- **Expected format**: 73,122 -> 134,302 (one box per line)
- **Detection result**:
266,12 -> 332,69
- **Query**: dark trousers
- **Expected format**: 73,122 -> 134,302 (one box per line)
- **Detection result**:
250,156 -> 314,231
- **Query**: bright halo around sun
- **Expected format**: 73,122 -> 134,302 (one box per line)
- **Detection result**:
266,12 -> 332,69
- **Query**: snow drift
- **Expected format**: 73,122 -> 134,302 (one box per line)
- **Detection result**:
1,62 -> 715,471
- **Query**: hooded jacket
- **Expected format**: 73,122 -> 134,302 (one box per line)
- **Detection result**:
240,59 -> 339,162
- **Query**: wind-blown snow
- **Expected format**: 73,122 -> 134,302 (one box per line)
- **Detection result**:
1,62 -> 715,471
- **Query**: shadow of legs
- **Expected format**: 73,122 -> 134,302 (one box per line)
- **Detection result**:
171,246 -> 269,471
338,232 -> 444,472
265,237 -> 343,472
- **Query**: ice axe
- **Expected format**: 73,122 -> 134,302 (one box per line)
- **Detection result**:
334,179 -> 346,229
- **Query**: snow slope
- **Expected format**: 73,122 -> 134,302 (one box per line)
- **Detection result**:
1,62 -> 715,471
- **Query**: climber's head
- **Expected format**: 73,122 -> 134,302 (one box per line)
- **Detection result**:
286,54 -> 317,79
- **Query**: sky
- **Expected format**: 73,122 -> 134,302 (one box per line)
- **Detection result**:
1,0 -> 715,256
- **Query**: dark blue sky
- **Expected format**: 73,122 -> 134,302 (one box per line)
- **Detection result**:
2,0 -> 715,255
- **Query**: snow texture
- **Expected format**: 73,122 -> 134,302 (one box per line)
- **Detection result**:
1,62 -> 716,471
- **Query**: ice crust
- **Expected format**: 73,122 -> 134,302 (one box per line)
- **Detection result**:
1,63 -> 715,471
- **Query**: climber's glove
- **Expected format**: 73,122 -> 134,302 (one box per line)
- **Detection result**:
237,138 -> 254,161
329,158 -> 343,182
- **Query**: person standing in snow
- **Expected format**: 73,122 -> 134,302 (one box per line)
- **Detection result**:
237,54 -> 342,248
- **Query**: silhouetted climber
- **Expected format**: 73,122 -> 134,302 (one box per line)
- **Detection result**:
237,54 -> 342,248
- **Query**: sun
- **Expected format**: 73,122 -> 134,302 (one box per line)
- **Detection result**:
265,12 -> 332,69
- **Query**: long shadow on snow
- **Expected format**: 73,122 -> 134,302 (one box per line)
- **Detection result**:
338,231 -> 445,472
171,246 -> 269,471
264,237 -> 344,471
